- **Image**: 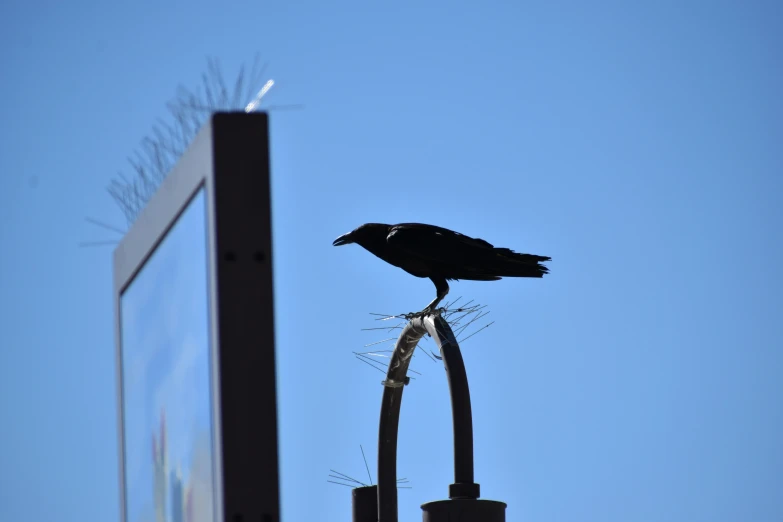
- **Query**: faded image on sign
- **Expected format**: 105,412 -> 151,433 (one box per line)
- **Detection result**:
119,188 -> 216,522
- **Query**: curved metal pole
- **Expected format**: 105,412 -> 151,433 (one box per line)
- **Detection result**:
422,315 -> 480,499
377,318 -> 428,522
377,314 -> 481,522
378,319 -> 427,522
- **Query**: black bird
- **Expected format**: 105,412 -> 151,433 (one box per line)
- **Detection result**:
333,222 -> 551,314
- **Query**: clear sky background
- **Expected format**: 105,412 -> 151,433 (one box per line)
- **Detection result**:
1,1 -> 782,521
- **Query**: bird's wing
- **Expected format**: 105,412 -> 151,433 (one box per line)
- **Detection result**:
386,223 -> 495,258
385,223 -> 500,279
386,223 -> 549,279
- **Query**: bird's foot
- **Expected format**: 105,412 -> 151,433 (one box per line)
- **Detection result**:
399,306 -> 445,321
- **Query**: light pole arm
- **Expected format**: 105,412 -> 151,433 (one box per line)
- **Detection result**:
377,318 -> 428,522
422,315 -> 480,499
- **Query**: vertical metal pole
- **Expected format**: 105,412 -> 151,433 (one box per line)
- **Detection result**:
211,112 -> 281,521
353,485 -> 378,522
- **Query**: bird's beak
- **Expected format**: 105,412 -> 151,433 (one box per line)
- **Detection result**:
332,232 -> 354,246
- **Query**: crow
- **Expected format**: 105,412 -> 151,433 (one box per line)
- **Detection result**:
333,222 -> 550,314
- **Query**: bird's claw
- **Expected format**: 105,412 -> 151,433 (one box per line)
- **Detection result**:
399,307 -> 445,321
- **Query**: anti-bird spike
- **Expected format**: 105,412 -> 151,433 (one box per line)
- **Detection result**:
245,79 -> 275,112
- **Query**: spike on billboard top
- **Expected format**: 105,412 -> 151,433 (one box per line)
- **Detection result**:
245,79 -> 275,112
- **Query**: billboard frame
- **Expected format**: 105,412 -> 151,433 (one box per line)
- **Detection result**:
113,112 -> 280,522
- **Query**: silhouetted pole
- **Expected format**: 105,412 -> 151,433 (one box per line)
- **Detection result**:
423,315 -> 478,497
352,485 -> 378,522
377,319 -> 429,522
376,313 -> 506,522
419,314 -> 506,522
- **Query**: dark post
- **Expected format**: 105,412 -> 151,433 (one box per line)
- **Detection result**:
211,112 -> 281,521
353,485 -> 378,522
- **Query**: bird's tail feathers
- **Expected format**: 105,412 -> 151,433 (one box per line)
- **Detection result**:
488,249 -> 550,277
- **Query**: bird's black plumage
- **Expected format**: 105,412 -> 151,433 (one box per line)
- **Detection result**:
333,222 -> 551,313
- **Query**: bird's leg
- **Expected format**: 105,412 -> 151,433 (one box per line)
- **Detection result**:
420,277 -> 449,315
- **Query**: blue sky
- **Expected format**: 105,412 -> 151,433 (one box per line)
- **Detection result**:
1,1 -> 782,521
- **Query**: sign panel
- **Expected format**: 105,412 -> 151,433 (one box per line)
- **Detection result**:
114,113 -> 280,522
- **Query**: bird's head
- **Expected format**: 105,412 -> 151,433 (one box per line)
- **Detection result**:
332,223 -> 389,248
